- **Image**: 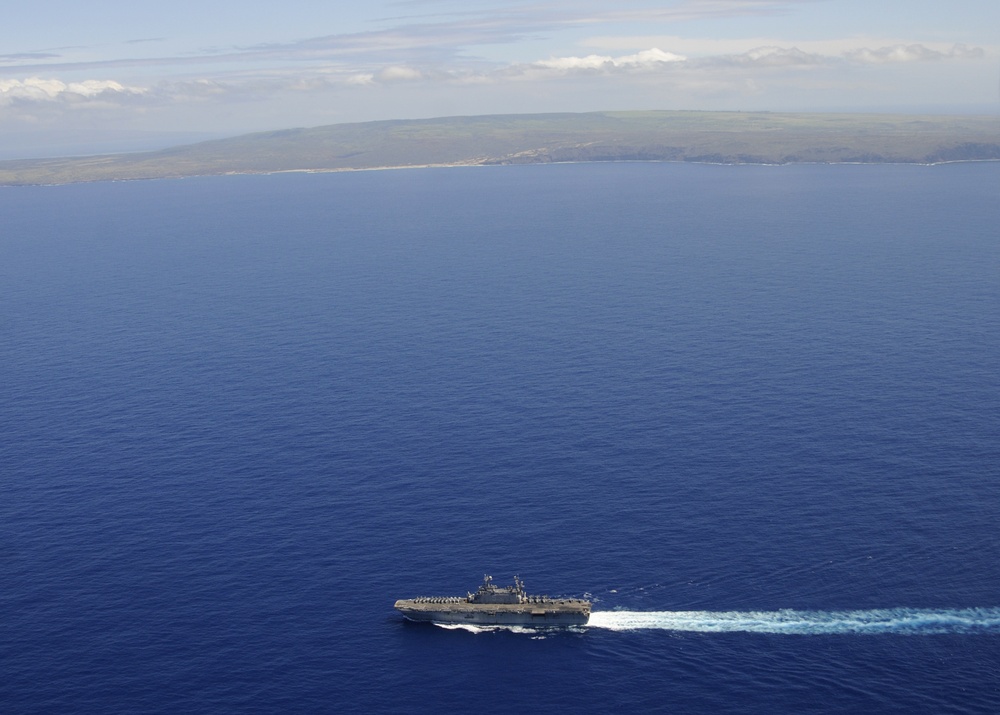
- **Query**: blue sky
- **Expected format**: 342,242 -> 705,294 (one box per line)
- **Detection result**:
1,1 -> 998,155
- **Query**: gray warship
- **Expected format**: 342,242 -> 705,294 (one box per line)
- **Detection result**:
394,575 -> 591,626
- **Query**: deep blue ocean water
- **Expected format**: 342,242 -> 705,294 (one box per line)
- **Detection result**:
2,162 -> 999,713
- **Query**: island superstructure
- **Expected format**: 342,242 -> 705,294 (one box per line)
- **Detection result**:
395,575 -> 591,626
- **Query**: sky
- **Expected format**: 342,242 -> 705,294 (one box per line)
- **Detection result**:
1,0 -> 998,156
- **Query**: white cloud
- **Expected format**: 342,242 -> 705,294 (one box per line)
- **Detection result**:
497,40 -> 985,81
0,77 -> 147,104
0,38 -> 987,122
148,38 -> 982,94
514,41 -> 987,77
347,73 -> 376,86
500,45 -> 822,78
583,35 -> 990,63
158,79 -> 232,100
530,48 -> 686,73
702,46 -> 824,67
744,46 -> 819,65
845,43 -> 984,64
376,65 -> 424,82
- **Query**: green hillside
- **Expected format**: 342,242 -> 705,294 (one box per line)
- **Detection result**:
2,111 -> 998,185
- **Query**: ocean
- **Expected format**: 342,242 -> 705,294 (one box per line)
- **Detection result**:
1,162 -> 998,713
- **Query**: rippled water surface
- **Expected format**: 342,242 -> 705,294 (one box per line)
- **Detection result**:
2,163 -> 999,713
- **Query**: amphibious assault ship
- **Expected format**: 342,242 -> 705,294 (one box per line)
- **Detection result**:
394,575 -> 591,626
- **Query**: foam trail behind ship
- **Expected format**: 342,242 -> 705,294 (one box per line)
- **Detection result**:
588,608 -> 1000,635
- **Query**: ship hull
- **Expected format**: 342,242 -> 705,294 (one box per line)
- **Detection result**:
395,600 -> 590,626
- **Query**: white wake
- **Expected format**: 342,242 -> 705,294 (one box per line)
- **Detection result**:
588,608 -> 1000,635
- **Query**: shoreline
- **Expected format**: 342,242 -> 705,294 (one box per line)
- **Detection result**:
3,155 -> 999,188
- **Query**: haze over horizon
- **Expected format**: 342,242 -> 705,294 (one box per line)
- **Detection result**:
2,0 -> 999,158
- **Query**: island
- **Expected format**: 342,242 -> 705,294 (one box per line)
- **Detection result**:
1,110 -> 998,186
